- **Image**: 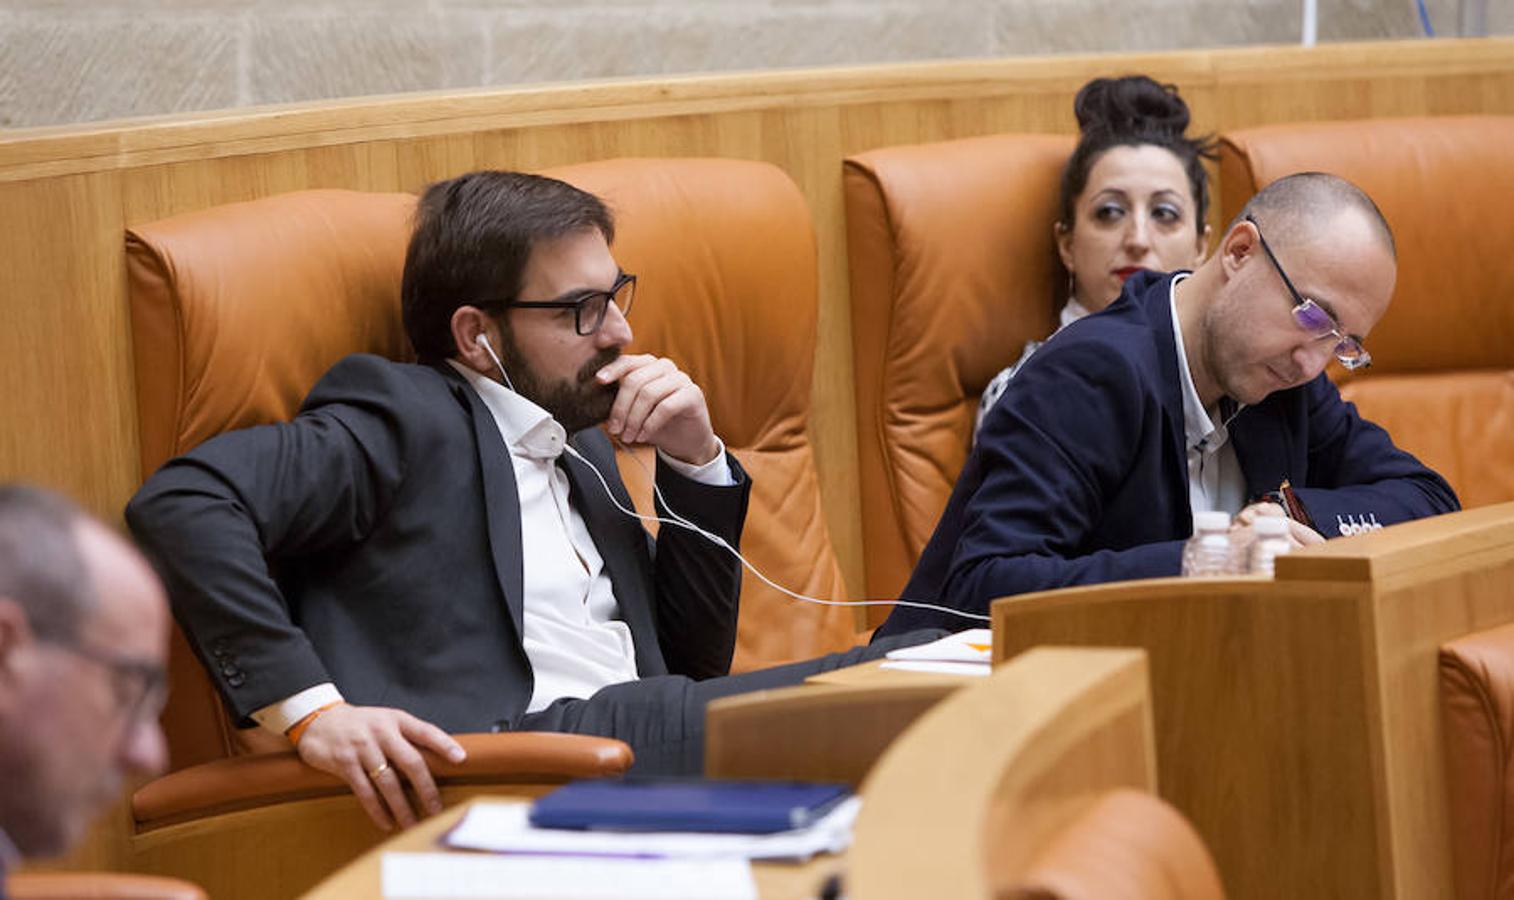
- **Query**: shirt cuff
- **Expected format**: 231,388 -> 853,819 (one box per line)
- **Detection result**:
657,437 -> 734,486
251,683 -> 345,735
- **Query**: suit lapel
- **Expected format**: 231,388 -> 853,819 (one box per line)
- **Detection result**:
561,437 -> 661,670
450,378 -> 527,641
1229,397 -> 1294,500
1145,274 -> 1196,534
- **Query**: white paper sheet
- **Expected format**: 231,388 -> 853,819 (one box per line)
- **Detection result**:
878,659 -> 990,676
381,852 -> 757,899
441,798 -> 860,863
883,628 -> 993,665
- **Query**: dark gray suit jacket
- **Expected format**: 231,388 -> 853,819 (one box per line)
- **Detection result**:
127,354 -> 751,732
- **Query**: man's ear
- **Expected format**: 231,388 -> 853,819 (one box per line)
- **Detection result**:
449,306 -> 500,375
1218,220 -> 1259,280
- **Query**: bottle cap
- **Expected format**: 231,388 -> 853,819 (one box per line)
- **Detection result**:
1253,515 -> 1289,536
1193,511 -> 1231,531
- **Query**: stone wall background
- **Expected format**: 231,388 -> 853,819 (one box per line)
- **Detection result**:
1,0 -> 1508,129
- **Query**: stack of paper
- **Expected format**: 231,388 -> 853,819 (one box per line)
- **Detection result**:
880,628 -> 993,676
381,797 -> 861,898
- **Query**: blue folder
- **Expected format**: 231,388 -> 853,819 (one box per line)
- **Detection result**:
529,777 -> 852,835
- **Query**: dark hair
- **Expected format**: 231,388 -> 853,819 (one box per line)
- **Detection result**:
401,170 -> 616,364
1236,171 -> 1397,260
0,485 -> 93,643
1058,75 -> 1216,232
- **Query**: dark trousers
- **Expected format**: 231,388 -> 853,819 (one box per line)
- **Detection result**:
513,629 -> 946,774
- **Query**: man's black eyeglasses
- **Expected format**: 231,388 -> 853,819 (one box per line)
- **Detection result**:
1245,214 -> 1372,371
503,272 -> 637,336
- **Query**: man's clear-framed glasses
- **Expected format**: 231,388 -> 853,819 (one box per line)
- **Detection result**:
48,636 -> 168,726
1245,214 -> 1372,371
504,272 -> 637,336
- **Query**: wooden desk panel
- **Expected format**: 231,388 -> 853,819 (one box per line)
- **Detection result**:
990,503 -> 1514,900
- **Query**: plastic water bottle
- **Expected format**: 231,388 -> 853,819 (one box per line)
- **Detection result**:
1249,515 -> 1292,577
1181,511 -> 1234,577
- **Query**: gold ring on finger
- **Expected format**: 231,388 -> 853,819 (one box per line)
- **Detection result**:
367,761 -> 392,780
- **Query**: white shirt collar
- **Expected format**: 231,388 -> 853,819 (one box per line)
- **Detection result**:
1166,274 -> 1227,453
446,360 -> 567,461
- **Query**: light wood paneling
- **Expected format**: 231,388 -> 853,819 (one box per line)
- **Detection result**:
849,647 -> 1154,899
990,502 -> 1514,900
4,38 -> 1514,596
705,679 -> 963,786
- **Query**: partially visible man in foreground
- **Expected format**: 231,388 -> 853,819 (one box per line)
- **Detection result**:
0,485 -> 169,884
879,172 -> 1459,637
128,170 -> 938,832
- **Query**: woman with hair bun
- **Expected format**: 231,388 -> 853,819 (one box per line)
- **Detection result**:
974,74 -> 1214,437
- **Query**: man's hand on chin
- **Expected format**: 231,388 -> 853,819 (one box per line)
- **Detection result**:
597,354 -> 721,466
294,703 -> 466,831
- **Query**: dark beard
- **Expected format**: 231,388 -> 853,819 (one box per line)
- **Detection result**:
499,339 -> 620,434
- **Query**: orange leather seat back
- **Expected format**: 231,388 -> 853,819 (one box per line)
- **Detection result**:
845,133 -> 1073,602
1004,789 -> 1227,900
127,159 -> 852,770
550,160 -> 853,669
1219,116 -> 1514,508
1439,622 -> 1514,900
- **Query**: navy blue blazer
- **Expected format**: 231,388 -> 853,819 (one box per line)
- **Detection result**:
878,270 -> 1459,637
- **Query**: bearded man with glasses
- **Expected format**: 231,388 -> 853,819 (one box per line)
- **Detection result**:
0,485 -> 169,883
878,171 -> 1460,639
128,170 -> 940,833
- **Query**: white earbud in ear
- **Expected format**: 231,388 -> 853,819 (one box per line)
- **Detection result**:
472,331 -> 515,392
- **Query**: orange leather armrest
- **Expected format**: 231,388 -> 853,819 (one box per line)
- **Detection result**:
132,732 -> 632,831
8,872 -> 207,900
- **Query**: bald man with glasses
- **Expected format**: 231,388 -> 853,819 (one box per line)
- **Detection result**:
0,485 -> 169,887
878,171 -> 1460,639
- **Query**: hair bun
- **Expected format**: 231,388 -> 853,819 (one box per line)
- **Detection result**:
1073,75 -> 1190,141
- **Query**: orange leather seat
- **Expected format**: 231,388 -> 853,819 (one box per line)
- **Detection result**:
551,159 -> 856,668
1439,622 -> 1514,900
844,133 -> 1073,605
1008,789 -> 1226,900
1219,116 -> 1514,510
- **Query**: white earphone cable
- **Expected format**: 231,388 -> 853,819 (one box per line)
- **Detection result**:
476,336 -> 988,625
563,443 -> 991,624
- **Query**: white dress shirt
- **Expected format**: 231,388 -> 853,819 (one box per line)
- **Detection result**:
253,360 -> 732,733
1168,273 -> 1248,520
